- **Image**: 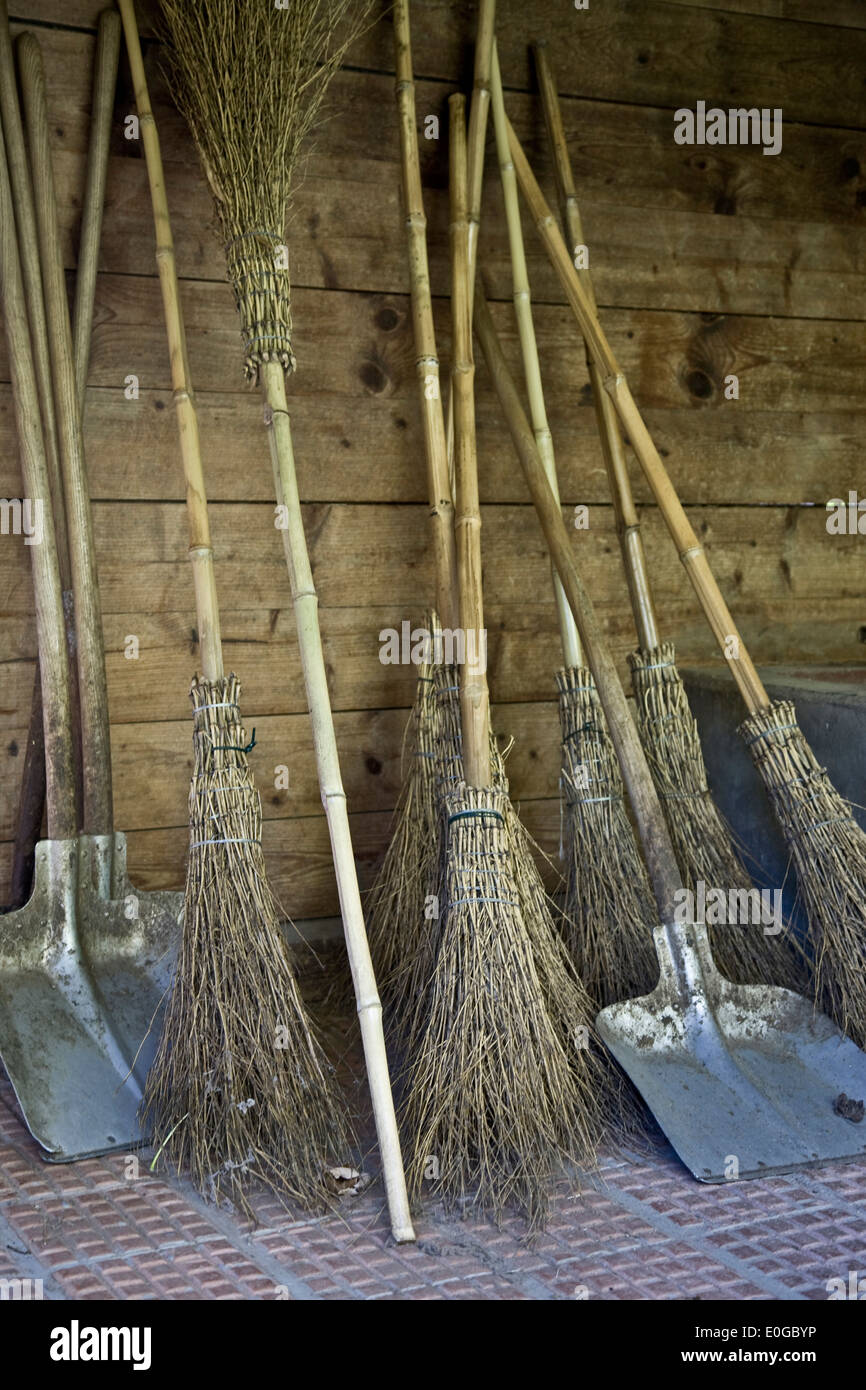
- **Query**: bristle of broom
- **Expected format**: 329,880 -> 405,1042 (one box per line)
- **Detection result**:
401,782 -> 601,1228
556,665 -> 660,1007
361,638 -> 440,1031
404,667 -> 651,1160
629,643 -> 807,992
740,700 -> 866,1049
158,0 -> 372,380
141,674 -> 352,1218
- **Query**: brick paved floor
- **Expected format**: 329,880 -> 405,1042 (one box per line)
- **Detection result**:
2,1064 -> 865,1301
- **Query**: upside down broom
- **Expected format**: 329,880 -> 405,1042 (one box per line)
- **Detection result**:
530,43 -> 805,995
118,0 -> 354,1218
155,0 -> 413,1239
507,117 -> 866,1049
400,94 -> 603,1227
488,42 -> 657,1007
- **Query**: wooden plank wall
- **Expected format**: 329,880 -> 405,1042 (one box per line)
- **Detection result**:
1,0 -> 864,920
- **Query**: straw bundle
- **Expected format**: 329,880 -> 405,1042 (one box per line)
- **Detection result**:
742,702 -> 866,1049
400,96 -> 601,1227
118,1 -> 353,1218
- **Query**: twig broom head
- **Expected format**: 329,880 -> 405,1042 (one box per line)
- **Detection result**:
741,699 -> 866,1050
158,0 -> 370,378
556,663 -> 659,1008
629,642 -> 807,994
143,673 -> 352,1217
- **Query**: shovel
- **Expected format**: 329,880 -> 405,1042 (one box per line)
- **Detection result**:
0,36 -> 180,1162
475,290 -> 866,1183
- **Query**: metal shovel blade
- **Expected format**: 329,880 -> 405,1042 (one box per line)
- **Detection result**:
0,837 -> 182,1162
597,920 -> 866,1182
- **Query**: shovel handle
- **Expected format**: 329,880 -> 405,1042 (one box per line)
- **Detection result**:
506,116 -> 769,717
18,32 -> 114,835
531,41 -> 659,654
72,8 -> 120,420
0,98 -> 76,842
475,290 -> 681,923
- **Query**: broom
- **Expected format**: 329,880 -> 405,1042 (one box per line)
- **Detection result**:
155,0 -> 414,1240
359,0 -> 460,1024
525,59 -> 806,995
507,118 -> 866,1046
400,95 -> 602,1227
118,0 -> 356,1219
489,43 -> 657,1006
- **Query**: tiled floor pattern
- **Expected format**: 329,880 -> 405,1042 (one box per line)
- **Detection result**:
2,1070 -> 864,1300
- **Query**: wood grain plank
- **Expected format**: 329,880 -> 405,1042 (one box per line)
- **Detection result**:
8,1 -> 865,129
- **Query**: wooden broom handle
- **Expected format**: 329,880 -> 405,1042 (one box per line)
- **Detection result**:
450,94 -> 491,788
506,117 -> 770,716
392,0 -> 459,631
72,8 -> 120,421
117,0 -> 223,683
475,290 -> 682,922
0,95 -> 76,843
490,41 -> 581,669
18,32 -> 114,836
532,41 -> 659,653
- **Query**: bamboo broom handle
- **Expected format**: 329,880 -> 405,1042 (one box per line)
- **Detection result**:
18,33 -> 114,835
475,291 -> 681,922
0,97 -> 76,844
260,361 -> 414,1246
532,41 -> 659,653
445,0 -> 496,494
72,8 -> 120,422
506,117 -> 769,715
117,0 -> 223,683
450,94 -> 491,789
466,0 -> 496,292
490,42 -> 581,669
393,0 -> 459,632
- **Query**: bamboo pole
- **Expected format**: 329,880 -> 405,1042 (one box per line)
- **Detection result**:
445,0 -> 496,495
450,93 -> 491,788
0,93 -> 76,845
475,290 -> 681,922
489,42 -> 580,668
261,360 -> 415,1243
116,0 -> 223,682
72,8 -> 120,422
506,116 -> 770,716
1,1 -> 77,899
532,40 -> 658,652
18,33 -> 114,834
393,0 -> 459,631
